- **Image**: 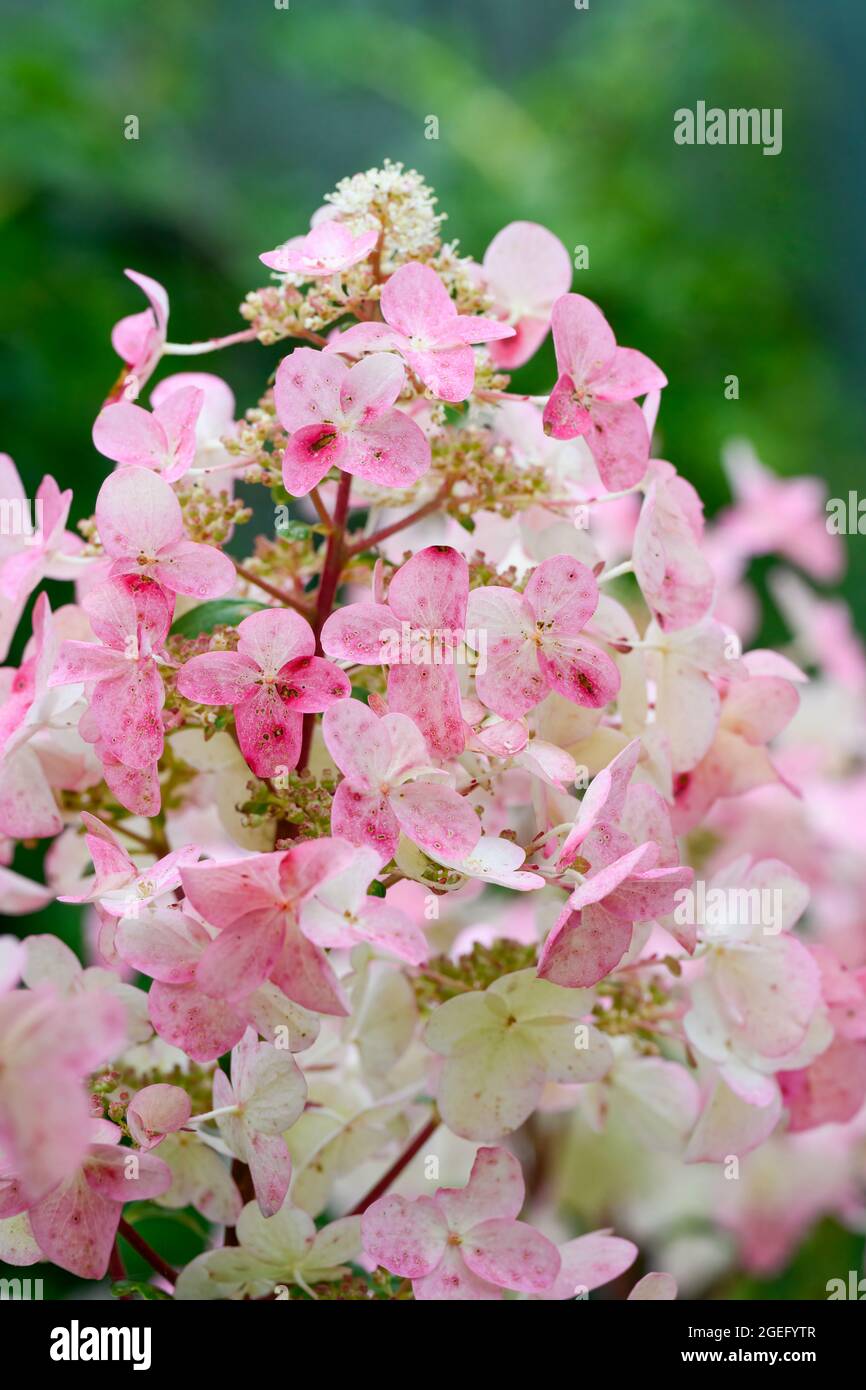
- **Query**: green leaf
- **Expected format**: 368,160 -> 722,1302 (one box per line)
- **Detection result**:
112,1280 -> 171,1301
169,599 -> 268,638
276,518 -> 313,542
350,684 -> 371,704
366,879 -> 386,897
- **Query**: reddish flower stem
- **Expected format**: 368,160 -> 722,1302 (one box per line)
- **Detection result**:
346,479 -> 454,556
296,471 -> 352,772
118,1218 -> 178,1286
233,561 -> 313,618
347,1113 -> 439,1216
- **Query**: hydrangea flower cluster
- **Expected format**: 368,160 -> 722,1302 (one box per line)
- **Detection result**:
2,163 -> 864,1301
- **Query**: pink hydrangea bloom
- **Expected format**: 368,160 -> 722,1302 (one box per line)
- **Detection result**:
299,843 -> 429,965
50,575 -> 173,772
467,555 -> 621,718
0,461 -> 84,660
482,220 -> 572,369
362,1146 -> 561,1300
95,466 -> 235,598
542,294 -> 666,490
179,839 -> 360,1014
110,268 -> 169,396
0,985 -> 125,1202
321,545 -> 469,757
261,220 -> 379,277
115,904 -> 320,1061
14,1120 -> 171,1279
325,261 -> 515,401
322,699 -> 481,864
177,607 -> 350,777
92,384 -> 204,482
274,348 -> 430,496
633,460 -> 715,631
127,1084 -> 192,1150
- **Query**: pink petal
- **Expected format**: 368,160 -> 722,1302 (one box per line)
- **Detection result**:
538,902 -> 635,987
322,699 -> 393,787
362,1193 -> 448,1278
96,466 -> 182,559
536,1232 -> 638,1300
49,640 -> 129,685
356,900 -> 429,965
404,344 -> 477,403
84,1143 -> 171,1201
462,1217 -> 560,1294
380,262 -> 456,338
237,606 -> 315,675
153,384 -> 205,478
537,637 -> 621,708
269,918 -> 349,1015
196,917 -> 284,1002
585,398 -> 650,491
273,654 -> 351,713
387,663 -> 465,759
523,555 -> 598,636
331,780 -> 399,859
234,684 -> 303,777
148,979 -> 246,1062
435,1146 -> 525,1228
92,402 -> 166,468
344,412 -> 431,488
387,546 -> 468,633
83,574 -> 173,651
274,348 -> 344,433
413,1243 -> 502,1300
282,423 -> 349,496
116,908 -> 207,982
150,538 -> 235,599
29,1173 -> 119,1280
127,1085 -> 192,1149
339,352 -> 405,423
594,347 -> 667,402
180,855 -> 284,930
390,780 -> 481,860
176,650 -> 259,705
543,372 -> 593,440
320,601 -> 399,664
550,293 -> 617,383
89,659 -> 165,769
245,1130 -> 292,1218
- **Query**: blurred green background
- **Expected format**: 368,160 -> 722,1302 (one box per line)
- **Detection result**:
2,0 -> 864,619
0,0 -> 864,1299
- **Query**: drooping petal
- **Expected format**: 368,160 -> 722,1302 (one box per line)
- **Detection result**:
584,398 -> 650,492
234,685 -> 303,778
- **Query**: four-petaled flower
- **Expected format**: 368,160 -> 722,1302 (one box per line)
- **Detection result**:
362,1145 -> 561,1300
325,261 -> 515,401
542,293 -> 666,490
274,349 -> 430,497
177,606 -> 350,777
